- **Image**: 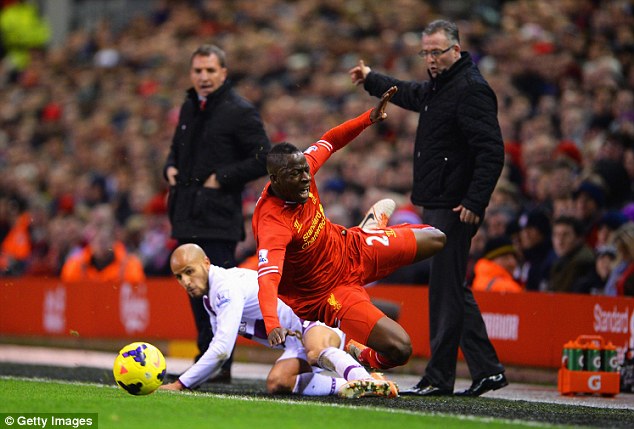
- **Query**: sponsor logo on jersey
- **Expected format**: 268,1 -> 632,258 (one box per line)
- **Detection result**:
301,205 -> 326,249
216,291 -> 231,308
327,293 -> 342,312
258,249 -> 269,264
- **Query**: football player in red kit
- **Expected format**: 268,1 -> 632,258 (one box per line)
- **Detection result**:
253,87 -> 446,371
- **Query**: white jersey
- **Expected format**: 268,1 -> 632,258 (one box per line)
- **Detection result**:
178,265 -> 306,389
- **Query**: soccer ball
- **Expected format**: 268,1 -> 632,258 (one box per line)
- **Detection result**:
113,342 -> 166,395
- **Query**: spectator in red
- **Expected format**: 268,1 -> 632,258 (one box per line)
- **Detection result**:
472,236 -> 523,293
0,195 -> 31,276
60,205 -> 145,284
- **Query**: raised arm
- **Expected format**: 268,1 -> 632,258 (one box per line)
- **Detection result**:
370,86 -> 397,122
317,86 -> 397,154
349,59 -> 372,86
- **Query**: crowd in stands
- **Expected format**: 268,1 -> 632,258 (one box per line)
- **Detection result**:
0,0 -> 633,295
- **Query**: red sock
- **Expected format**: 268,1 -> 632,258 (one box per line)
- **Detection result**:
359,347 -> 400,370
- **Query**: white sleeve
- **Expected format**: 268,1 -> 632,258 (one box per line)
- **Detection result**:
178,286 -> 244,389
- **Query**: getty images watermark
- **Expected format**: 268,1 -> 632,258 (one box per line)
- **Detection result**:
1,414 -> 97,428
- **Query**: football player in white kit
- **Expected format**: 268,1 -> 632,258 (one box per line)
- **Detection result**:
160,242 -> 398,398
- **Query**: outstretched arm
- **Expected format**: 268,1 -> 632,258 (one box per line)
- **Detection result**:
370,86 -> 397,123
160,302 -> 242,390
318,86 -> 397,153
349,59 -> 372,86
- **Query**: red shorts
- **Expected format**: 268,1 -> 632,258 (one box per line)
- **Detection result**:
295,224 -> 429,342
349,224 -> 425,285
336,290 -> 386,345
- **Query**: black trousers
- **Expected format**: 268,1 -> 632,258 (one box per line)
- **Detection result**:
181,239 -> 236,369
422,208 -> 504,390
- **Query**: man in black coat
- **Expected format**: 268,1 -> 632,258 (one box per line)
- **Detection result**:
164,44 -> 271,381
350,19 -> 507,396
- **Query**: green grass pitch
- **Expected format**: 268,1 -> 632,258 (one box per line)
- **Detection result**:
0,377 -> 567,429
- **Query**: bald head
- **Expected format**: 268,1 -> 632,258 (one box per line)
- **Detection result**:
170,243 -> 210,298
171,243 -> 206,271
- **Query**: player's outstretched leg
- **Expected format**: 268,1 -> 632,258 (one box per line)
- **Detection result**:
412,226 -> 446,261
358,199 -> 395,230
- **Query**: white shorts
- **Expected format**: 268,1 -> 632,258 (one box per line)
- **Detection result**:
275,320 -> 346,364
302,320 -> 347,350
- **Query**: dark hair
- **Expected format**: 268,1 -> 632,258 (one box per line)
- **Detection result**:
553,215 -> 583,236
423,20 -> 460,45
266,142 -> 302,173
191,44 -> 227,67
519,208 -> 552,237
269,142 -> 300,155
483,235 -> 517,260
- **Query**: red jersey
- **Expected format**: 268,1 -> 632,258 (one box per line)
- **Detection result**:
253,109 -> 374,333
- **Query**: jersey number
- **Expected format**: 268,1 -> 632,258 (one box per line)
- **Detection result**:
365,235 -> 390,247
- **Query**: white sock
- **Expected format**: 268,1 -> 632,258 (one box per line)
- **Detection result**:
292,372 -> 346,396
317,347 -> 372,381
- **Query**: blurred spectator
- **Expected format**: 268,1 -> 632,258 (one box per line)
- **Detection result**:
489,179 -> 521,214
0,0 -> 50,73
129,192 -> 176,276
593,157 -> 631,209
573,179 -> 607,247
548,158 -> 580,202
522,164 -> 552,210
0,194 -> 31,275
595,210 -> 629,249
604,222 -> 634,296
574,245 -> 617,294
60,205 -> 145,284
466,226 -> 488,287
484,206 -> 516,239
516,208 -> 555,292
472,236 -> 523,293
553,142 -> 584,171
0,0 -> 629,294
29,214 -> 83,277
548,215 -> 596,293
